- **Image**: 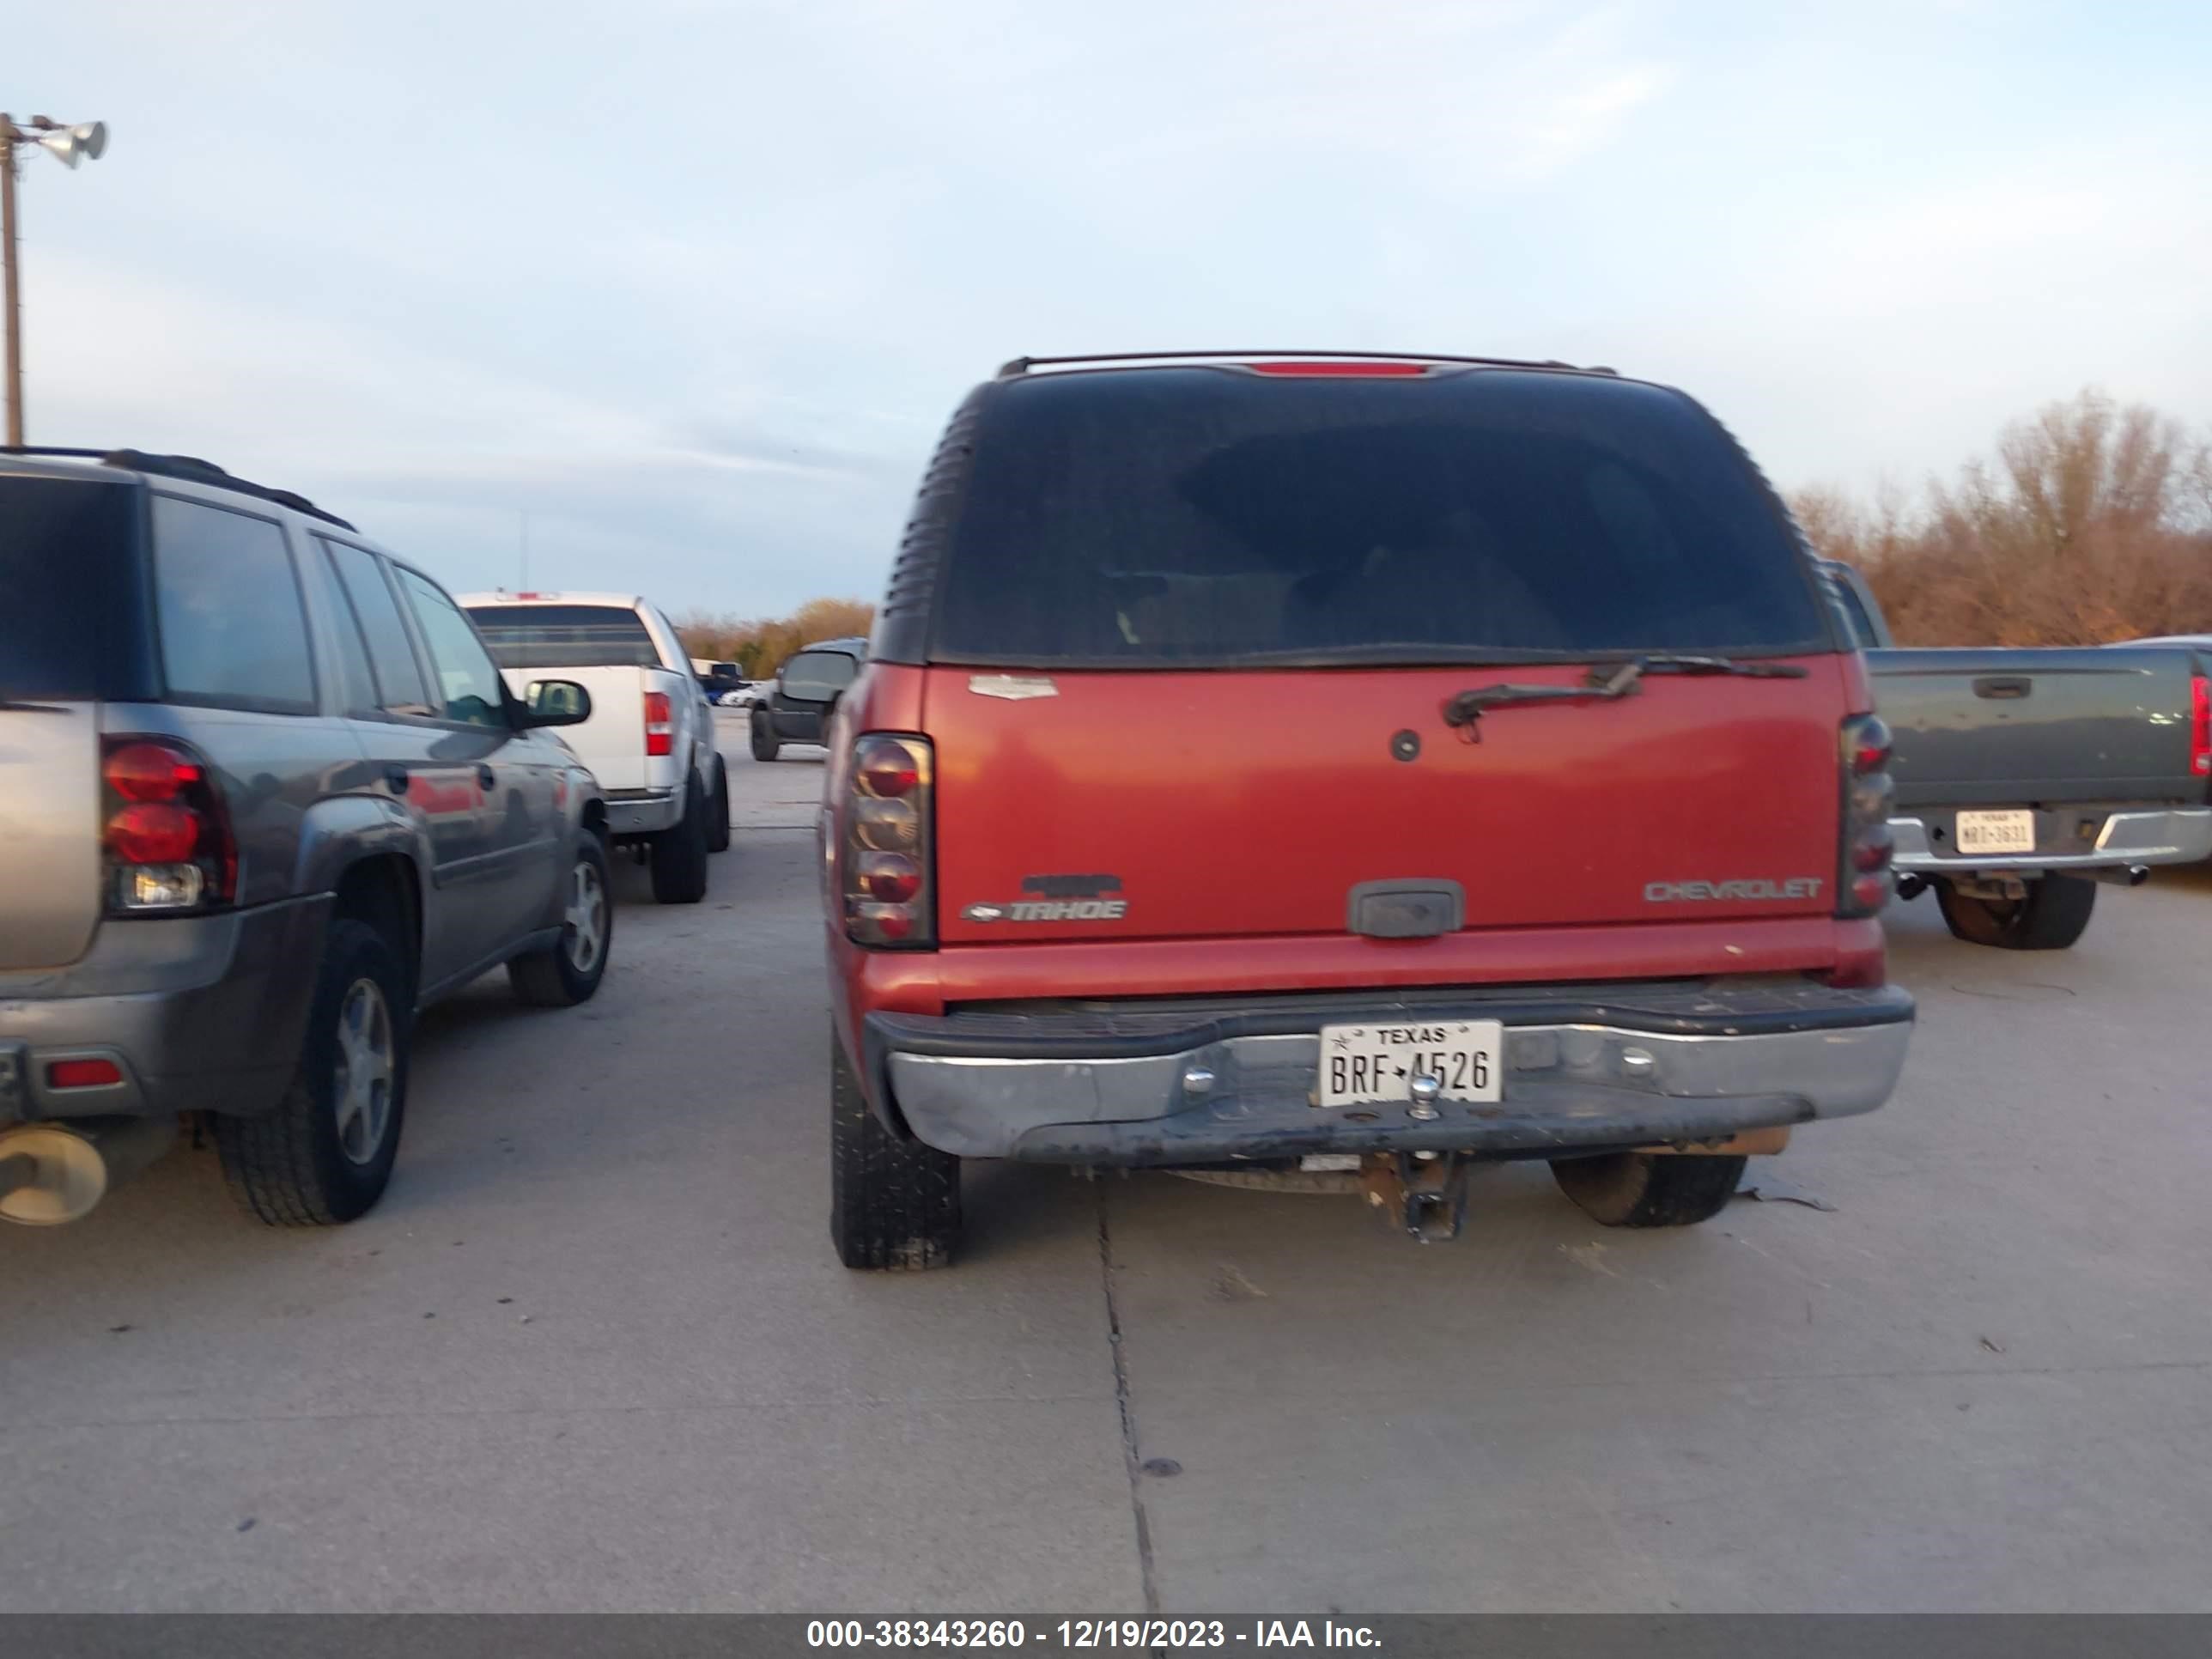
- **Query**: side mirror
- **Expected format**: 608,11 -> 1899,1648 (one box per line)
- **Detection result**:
520,679 -> 592,728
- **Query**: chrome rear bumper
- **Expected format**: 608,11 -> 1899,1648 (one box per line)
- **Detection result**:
865,981 -> 1915,1165
1889,807 -> 2212,874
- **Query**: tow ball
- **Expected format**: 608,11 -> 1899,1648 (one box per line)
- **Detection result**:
1362,1150 -> 1474,1243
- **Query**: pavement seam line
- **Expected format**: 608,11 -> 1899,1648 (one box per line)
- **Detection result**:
1097,1182 -> 1161,1617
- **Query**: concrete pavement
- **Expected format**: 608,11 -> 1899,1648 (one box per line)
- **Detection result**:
3,714 -> 2209,1611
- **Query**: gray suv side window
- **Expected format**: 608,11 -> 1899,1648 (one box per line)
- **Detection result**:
301,540 -> 380,714
150,495 -> 316,713
395,567 -> 509,730
322,540 -> 437,719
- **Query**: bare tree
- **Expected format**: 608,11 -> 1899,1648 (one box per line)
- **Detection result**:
1798,390 -> 2212,647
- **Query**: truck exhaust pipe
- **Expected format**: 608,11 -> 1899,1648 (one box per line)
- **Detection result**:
2089,865 -> 2152,888
0,1116 -> 177,1226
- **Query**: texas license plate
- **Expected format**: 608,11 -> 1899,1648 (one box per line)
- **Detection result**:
1954,809 -> 2036,855
1319,1020 -> 1503,1108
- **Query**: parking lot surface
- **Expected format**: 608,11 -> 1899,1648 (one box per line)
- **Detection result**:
4,711 -> 2209,1612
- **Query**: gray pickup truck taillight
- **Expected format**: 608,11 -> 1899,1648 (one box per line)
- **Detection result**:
1838,714 -> 1894,917
843,734 -> 934,947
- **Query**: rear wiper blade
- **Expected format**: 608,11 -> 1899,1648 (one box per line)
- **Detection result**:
1583,653 -> 1811,694
1441,680 -> 1628,732
1442,654 -> 1808,736
0,698 -> 69,714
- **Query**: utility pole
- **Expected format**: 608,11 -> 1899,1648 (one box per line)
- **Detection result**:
3,123 -> 22,447
1,114 -> 110,448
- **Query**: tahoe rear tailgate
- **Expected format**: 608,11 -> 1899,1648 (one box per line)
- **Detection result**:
926,659 -> 1848,944
909,364 -> 1853,948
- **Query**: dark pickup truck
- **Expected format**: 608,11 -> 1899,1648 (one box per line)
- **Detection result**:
1821,562 -> 2212,948
748,635 -> 866,762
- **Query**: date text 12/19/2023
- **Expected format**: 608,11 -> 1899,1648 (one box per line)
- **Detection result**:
805,1620 -> 1382,1650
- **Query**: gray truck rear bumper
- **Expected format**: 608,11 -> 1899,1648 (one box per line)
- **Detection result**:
1889,807 -> 2212,874
866,981 -> 1915,1165
0,897 -> 328,1125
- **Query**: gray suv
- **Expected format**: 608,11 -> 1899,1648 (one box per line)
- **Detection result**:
0,450 -> 611,1228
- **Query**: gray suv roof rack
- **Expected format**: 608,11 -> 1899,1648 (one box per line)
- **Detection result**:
1,444 -> 357,532
994,349 -> 1601,379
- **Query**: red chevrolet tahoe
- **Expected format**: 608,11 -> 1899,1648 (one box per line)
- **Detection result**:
822,350 -> 1914,1268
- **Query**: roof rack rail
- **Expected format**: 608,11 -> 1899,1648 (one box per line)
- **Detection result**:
994,349 -> 1585,378
3,444 -> 359,531
101,449 -> 358,531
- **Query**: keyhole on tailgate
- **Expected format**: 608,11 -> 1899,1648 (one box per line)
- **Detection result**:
1390,729 -> 1421,763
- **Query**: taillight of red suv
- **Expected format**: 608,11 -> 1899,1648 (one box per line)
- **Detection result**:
843,734 -> 934,947
101,737 -> 236,914
1838,714 -> 1894,917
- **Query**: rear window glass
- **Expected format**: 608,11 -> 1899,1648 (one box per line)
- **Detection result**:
932,369 -> 1829,665
151,495 -> 317,712
466,604 -> 659,669
782,650 -> 859,699
0,477 -> 133,699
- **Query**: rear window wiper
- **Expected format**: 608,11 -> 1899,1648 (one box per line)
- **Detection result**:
1443,654 -> 1808,737
1588,653 -> 1810,692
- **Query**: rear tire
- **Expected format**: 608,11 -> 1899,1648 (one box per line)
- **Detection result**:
1552,1152 -> 1745,1228
706,759 -> 732,854
650,778 -> 710,904
509,832 -> 612,1006
830,1037 -> 960,1270
1936,875 -> 2096,950
750,714 -> 781,763
216,918 -> 409,1226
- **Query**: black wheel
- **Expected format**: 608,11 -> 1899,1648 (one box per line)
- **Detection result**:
215,918 -> 410,1225
1552,1152 -> 1745,1228
651,777 -> 711,904
509,832 -> 613,1006
750,714 -> 781,763
830,1037 -> 960,1270
1936,875 -> 2096,950
706,759 -> 732,854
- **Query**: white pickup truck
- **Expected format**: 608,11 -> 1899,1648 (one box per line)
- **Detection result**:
459,592 -> 729,903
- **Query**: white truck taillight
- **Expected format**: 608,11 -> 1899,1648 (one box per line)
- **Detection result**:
2192,674 -> 2210,777
101,737 -> 237,914
1838,714 -> 1894,917
643,690 -> 673,757
843,734 -> 934,948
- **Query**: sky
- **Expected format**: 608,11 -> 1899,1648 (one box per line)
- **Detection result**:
11,1 -> 2211,615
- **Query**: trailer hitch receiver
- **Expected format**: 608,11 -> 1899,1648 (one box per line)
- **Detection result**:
1363,1151 -> 1473,1243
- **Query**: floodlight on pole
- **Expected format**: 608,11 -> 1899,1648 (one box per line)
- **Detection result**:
3,113 -> 112,447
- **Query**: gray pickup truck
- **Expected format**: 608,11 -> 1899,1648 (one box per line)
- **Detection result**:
1821,562 -> 2212,947
2,449 -> 613,1228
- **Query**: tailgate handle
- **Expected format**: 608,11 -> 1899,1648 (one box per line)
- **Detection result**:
383,765 -> 410,793
1348,879 -> 1465,939
1974,676 -> 2032,699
